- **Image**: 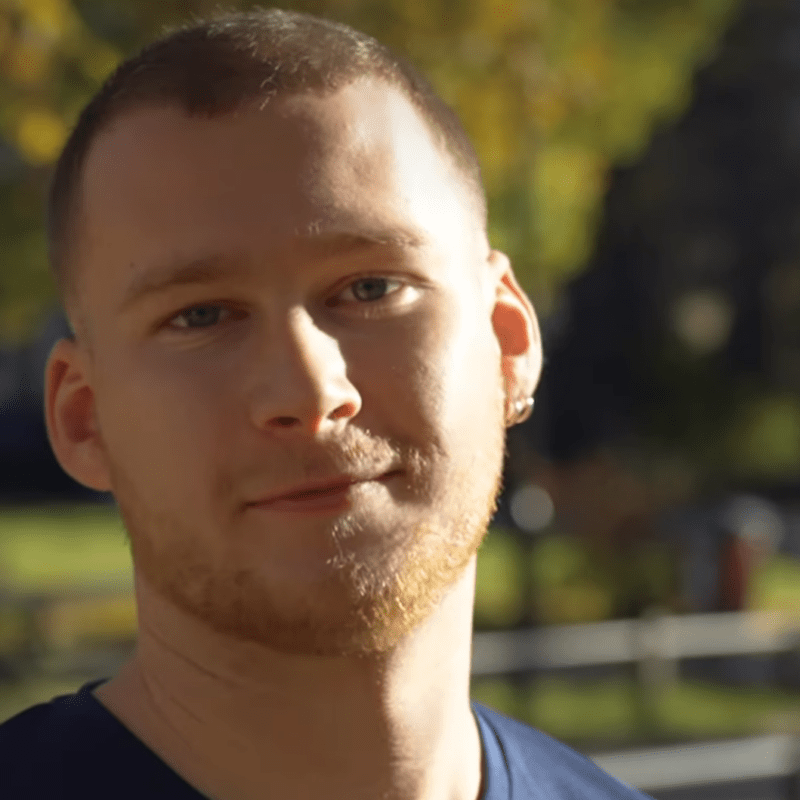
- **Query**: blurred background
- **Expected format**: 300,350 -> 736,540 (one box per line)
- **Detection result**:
4,0 -> 800,797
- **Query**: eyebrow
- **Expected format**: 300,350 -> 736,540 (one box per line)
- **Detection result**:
118,227 -> 427,312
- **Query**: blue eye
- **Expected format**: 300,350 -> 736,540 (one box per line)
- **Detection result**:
171,305 -> 228,329
338,277 -> 403,304
351,277 -> 391,301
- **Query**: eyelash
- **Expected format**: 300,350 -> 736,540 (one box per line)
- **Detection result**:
164,275 -> 408,331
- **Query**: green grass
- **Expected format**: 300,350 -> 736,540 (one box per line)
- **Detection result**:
471,675 -> 800,746
0,505 -> 136,650
0,504 -> 131,590
474,529 -> 526,626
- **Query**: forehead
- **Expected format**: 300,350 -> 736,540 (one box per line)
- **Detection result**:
77,79 -> 480,282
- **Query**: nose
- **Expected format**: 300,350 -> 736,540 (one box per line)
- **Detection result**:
246,308 -> 362,436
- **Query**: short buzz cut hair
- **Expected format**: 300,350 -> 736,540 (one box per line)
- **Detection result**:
47,6 -> 488,328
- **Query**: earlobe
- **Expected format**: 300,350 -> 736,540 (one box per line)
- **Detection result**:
488,249 -> 543,398
44,338 -> 112,492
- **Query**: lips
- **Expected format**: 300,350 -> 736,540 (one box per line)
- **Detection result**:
248,470 -> 401,508
271,477 -> 361,502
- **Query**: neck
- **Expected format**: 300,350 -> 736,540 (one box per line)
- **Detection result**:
93,561 -> 484,800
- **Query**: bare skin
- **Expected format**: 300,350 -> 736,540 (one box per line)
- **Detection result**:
45,77 -> 541,800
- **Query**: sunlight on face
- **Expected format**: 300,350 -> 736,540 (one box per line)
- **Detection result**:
79,79 -> 507,655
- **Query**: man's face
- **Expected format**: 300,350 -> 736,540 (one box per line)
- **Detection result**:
71,78 -> 511,655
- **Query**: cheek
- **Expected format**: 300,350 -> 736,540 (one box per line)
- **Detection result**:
357,315 -> 451,419
93,352 -> 233,486
361,301 -> 500,436
429,298 -> 500,409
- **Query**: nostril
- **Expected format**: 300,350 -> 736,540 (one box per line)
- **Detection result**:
272,417 -> 298,427
331,402 -> 359,420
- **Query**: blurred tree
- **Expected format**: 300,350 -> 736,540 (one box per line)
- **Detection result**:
537,0 -> 800,484
0,0 -> 741,343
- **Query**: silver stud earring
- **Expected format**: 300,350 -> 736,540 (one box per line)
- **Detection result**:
507,396 -> 534,426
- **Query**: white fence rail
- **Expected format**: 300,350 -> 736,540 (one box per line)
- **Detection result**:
471,610 -> 800,798
591,733 -> 800,795
471,610 -> 800,675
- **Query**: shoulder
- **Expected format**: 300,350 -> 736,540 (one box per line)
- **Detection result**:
0,679 -> 212,799
0,678 -> 116,795
0,680 -> 103,748
0,697 -> 66,794
472,702 -> 653,799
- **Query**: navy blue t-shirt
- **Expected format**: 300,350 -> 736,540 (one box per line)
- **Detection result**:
0,678 -> 652,798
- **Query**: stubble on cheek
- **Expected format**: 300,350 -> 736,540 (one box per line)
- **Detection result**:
319,388 -> 507,653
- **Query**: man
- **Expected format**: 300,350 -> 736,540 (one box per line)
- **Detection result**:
1,8 -> 652,799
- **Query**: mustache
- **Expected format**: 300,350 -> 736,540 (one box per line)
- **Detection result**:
229,428 -> 426,500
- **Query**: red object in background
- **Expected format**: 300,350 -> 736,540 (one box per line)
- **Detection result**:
718,533 -> 758,611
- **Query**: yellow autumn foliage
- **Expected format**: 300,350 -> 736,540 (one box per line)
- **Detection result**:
15,106 -> 67,163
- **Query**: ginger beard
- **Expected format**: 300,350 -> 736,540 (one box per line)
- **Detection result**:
104,395 -> 507,657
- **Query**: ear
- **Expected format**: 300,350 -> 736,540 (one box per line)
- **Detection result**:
488,249 -> 543,400
44,338 -> 113,492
